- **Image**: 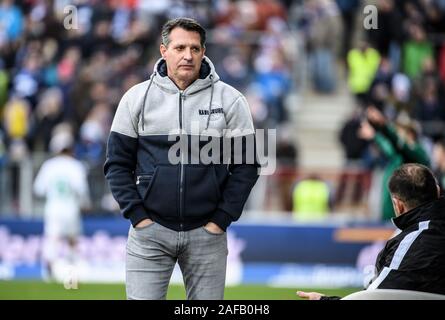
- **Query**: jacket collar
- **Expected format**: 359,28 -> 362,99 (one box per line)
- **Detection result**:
392,197 -> 445,230
152,56 -> 220,95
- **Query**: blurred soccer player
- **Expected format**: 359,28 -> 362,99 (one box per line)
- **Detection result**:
34,128 -> 91,280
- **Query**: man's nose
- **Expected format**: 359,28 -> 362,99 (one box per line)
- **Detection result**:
183,48 -> 192,61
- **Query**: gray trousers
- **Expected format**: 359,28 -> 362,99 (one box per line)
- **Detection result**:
126,222 -> 228,300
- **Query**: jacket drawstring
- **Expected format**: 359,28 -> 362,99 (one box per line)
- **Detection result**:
140,72 -> 156,131
205,74 -> 214,130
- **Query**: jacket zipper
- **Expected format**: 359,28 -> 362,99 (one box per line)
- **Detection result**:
179,91 -> 184,231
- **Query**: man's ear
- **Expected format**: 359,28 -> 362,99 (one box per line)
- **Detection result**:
392,197 -> 405,216
160,44 -> 167,59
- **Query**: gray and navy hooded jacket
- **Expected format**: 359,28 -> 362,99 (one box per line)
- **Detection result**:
104,56 -> 259,231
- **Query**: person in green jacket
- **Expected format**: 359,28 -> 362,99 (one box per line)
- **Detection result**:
358,106 -> 430,221
403,23 -> 434,80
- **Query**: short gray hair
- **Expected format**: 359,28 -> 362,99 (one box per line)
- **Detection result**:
161,17 -> 206,48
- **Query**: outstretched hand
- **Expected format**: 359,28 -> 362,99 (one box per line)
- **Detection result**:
296,291 -> 324,300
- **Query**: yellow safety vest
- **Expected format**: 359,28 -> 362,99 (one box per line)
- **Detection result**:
347,48 -> 381,94
292,180 -> 329,221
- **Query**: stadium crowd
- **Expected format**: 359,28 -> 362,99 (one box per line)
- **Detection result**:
0,0 -> 298,214
335,0 -> 445,221
0,0 -> 444,221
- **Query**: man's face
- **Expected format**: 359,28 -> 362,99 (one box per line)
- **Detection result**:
160,27 -> 205,88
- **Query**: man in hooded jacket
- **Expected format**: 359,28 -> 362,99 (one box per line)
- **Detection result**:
104,17 -> 259,300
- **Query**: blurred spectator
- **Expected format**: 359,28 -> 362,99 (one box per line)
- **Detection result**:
370,57 -> 394,93
276,126 -> 298,168
0,128 -> 5,191
3,96 -> 30,146
292,174 -> 332,221
254,0 -> 287,31
41,39 -> 60,88
2,95 -> 31,211
432,137 -> 445,192
368,57 -> 396,115
75,102 -> 110,167
367,0 -> 403,71
83,18 -> 120,58
0,0 -> 24,47
336,109 -> 370,207
29,87 -> 64,152
0,59 -> 8,109
276,125 -> 298,211
359,106 -> 430,221
244,85 -> 269,128
410,57 -> 445,139
335,0 -> 359,62
57,46 -> 81,85
440,45 -> 445,85
412,77 -> 445,137
402,23 -> 434,80
12,52 -> 44,108
217,49 -> 250,92
252,49 -> 291,125
347,41 -> 381,106
302,0 -> 342,93
75,102 -> 111,211
391,72 -> 411,115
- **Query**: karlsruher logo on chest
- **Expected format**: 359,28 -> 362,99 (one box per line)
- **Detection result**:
198,107 -> 224,122
198,107 -> 224,116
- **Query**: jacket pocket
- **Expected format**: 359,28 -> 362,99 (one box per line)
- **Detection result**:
136,173 -> 156,200
183,165 -> 221,219
141,165 -> 179,219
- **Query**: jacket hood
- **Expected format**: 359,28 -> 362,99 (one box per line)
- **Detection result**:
393,196 -> 445,230
152,56 -> 220,95
139,56 -> 221,131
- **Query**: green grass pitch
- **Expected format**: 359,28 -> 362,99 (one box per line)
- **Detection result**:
0,281 -> 358,300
